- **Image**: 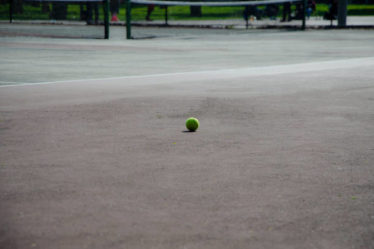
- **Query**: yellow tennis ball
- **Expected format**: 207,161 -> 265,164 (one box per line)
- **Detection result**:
185,117 -> 199,132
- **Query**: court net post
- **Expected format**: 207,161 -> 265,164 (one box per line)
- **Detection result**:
126,0 -> 132,39
165,6 -> 168,25
9,0 -> 13,23
104,0 -> 110,38
302,0 -> 307,30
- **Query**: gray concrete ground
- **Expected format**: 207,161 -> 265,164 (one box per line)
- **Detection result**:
0,29 -> 374,249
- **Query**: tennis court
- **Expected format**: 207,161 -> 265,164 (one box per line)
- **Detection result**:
1,28 -> 374,249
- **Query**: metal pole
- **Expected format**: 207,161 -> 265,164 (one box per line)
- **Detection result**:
301,0 -> 306,30
104,0 -> 109,39
126,0 -> 132,39
244,6 -> 249,29
338,0 -> 347,27
165,6 -> 168,25
9,0 -> 13,23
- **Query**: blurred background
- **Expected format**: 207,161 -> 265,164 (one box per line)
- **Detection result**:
0,0 -> 373,39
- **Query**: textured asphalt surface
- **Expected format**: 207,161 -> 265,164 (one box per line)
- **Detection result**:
0,29 -> 374,249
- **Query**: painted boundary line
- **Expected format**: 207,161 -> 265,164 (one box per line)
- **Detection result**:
0,81 -> 23,84
1,57 -> 374,88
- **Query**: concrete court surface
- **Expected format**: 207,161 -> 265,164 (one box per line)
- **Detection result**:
0,29 -> 374,249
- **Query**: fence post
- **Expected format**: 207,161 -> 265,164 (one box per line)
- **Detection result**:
104,0 -> 109,39
165,6 -> 168,25
126,0 -> 132,39
9,0 -> 13,23
302,0 -> 306,30
338,0 -> 347,27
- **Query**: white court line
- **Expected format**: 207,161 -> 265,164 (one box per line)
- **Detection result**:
0,81 -> 25,84
1,57 -> 374,88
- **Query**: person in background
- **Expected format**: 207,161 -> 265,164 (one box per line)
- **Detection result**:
243,6 -> 261,22
306,0 -> 316,19
145,5 -> 155,21
111,0 -> 120,21
324,0 -> 337,23
87,2 -> 99,24
281,2 -> 291,22
265,4 -> 279,20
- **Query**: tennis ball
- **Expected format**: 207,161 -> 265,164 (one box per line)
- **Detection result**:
186,117 -> 199,132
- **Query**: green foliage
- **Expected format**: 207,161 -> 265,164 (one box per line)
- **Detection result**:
131,5 -> 244,21
1,3 -> 374,21
314,3 -> 374,16
0,3 -> 106,20
348,4 -> 374,15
